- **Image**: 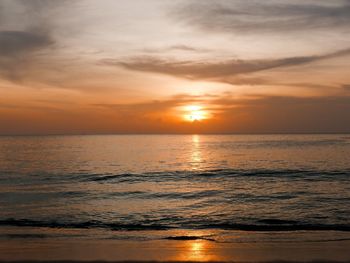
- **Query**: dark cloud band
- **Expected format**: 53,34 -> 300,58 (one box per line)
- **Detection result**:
106,48 -> 350,83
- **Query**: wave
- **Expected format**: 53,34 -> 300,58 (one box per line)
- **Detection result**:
0,219 -> 172,231
2,168 -> 349,186
79,169 -> 350,184
163,236 -> 215,241
202,223 -> 350,231
1,218 -> 349,232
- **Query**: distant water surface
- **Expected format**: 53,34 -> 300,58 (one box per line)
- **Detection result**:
0,135 -> 350,261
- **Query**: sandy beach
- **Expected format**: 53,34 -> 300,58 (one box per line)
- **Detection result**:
1,227 -> 350,262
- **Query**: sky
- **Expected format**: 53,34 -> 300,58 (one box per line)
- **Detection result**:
0,0 -> 349,134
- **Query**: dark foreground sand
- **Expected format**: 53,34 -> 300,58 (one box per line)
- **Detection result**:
0,262 -> 349,263
1,239 -> 350,263
1,227 -> 349,262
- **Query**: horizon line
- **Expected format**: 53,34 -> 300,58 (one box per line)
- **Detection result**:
0,132 -> 350,137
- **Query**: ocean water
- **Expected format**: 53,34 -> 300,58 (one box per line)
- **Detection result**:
0,134 -> 350,260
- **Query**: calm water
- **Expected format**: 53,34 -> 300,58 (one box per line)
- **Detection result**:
0,134 -> 350,260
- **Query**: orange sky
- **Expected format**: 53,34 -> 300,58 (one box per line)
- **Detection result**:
0,0 -> 350,134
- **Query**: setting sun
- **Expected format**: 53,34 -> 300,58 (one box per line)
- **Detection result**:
184,105 -> 208,122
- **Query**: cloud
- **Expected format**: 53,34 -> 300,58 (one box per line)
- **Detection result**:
142,45 -> 209,54
0,0 -> 66,82
0,30 -> 53,57
93,94 -> 203,116
0,30 -> 54,81
0,0 -> 67,31
174,0 -> 350,34
104,48 -> 350,83
168,45 -> 209,52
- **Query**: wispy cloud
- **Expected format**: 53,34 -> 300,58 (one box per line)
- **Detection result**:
167,45 -> 209,53
174,0 -> 350,34
142,45 -> 210,54
104,48 -> 350,84
93,94 -> 204,116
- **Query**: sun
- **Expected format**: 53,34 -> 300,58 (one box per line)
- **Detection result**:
184,105 -> 208,122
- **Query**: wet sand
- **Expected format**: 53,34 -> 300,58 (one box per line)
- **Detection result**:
1,229 -> 349,262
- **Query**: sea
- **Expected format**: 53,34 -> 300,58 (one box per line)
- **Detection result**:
0,134 -> 350,261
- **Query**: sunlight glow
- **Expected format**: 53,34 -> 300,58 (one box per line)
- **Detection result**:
184,105 -> 208,122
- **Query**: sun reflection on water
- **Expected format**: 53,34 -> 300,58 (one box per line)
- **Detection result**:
190,241 -> 205,259
175,240 -> 215,262
170,230 -> 220,262
190,135 -> 202,170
